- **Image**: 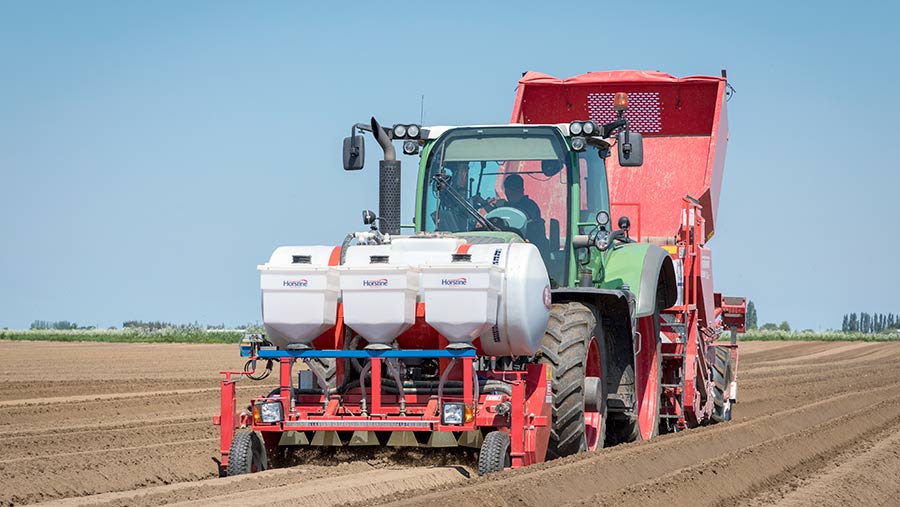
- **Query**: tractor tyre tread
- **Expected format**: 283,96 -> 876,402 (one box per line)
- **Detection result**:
226,431 -> 267,476
477,431 -> 511,475
711,349 -> 734,423
539,302 -> 597,459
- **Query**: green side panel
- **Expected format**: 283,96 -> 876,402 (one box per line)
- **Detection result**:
599,243 -> 652,302
414,141 -> 436,232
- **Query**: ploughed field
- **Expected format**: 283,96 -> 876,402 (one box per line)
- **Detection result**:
3,340 -> 900,506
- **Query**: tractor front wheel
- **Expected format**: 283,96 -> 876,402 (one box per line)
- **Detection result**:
539,302 -> 607,459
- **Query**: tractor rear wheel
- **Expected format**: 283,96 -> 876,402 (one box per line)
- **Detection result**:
712,347 -> 734,423
227,431 -> 268,476
609,340 -> 661,443
477,431 -> 511,475
307,357 -> 337,389
539,302 -> 607,459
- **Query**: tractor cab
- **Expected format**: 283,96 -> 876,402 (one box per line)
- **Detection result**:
343,110 -> 644,289
419,124 -> 607,288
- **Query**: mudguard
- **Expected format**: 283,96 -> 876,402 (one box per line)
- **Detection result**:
600,243 -> 677,318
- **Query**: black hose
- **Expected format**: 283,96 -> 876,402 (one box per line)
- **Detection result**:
244,359 -> 272,381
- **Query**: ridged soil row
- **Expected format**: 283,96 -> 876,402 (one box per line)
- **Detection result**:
369,383 -> 900,506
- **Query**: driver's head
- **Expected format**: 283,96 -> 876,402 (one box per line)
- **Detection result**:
447,161 -> 469,189
503,173 -> 525,202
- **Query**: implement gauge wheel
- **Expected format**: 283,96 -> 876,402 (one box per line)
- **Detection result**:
478,431 -> 511,475
539,302 -> 608,459
712,347 -> 734,423
227,431 -> 268,476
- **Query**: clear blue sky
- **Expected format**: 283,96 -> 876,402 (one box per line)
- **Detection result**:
1,1 -> 898,330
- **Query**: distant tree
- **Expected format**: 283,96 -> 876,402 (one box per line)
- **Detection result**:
31,320 -> 50,330
746,300 -> 758,330
760,322 -> 778,331
848,313 -> 859,332
842,314 -> 849,333
778,321 -> 791,332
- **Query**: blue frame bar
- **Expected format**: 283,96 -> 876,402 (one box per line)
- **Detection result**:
239,346 -> 476,359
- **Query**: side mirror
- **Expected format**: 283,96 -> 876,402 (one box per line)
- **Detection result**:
343,135 -> 365,171
362,209 -> 376,225
617,131 -> 643,167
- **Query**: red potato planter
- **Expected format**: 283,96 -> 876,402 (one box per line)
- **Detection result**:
215,70 -> 745,476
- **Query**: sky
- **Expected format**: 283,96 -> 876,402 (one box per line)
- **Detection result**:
1,0 -> 898,331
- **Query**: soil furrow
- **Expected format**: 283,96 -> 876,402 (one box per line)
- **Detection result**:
3,340 -> 899,507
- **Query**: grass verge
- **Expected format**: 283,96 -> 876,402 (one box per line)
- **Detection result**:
3,329 -> 899,344
741,330 -> 900,342
0,329 -> 244,344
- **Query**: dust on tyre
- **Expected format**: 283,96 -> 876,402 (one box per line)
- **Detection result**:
478,431 -> 511,475
227,431 -> 268,476
538,302 -> 607,459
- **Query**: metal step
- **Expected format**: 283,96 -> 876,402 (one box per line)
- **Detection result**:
661,353 -> 685,358
661,383 -> 683,389
659,414 -> 682,419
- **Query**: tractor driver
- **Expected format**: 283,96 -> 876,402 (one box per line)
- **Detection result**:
483,174 -> 548,250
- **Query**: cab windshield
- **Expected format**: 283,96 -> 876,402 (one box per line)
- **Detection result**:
421,126 -> 570,285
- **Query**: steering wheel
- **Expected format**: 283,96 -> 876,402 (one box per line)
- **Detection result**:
484,207 -> 528,237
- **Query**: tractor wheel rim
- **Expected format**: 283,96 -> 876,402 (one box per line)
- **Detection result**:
584,336 -> 602,451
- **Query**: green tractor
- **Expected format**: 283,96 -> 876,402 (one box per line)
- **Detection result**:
342,102 -> 676,453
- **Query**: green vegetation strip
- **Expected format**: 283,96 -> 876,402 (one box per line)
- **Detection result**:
0,329 -> 243,344
2,329 -> 899,345
741,330 -> 900,342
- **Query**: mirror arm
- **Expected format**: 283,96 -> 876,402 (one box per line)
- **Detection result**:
601,119 -> 627,138
348,124 -> 366,157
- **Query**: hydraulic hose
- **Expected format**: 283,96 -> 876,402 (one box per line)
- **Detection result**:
358,361 -> 372,416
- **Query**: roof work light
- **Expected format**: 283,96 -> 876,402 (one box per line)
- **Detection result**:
392,124 -> 422,140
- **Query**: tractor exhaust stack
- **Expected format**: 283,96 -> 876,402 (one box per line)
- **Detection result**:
371,117 -> 401,236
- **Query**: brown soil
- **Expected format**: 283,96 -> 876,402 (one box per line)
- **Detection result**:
3,339 -> 900,506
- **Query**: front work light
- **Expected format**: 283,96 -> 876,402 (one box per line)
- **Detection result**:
596,210 -> 611,227
570,136 -> 587,152
569,121 -> 583,135
392,124 -> 407,139
402,140 -> 420,155
581,121 -> 597,135
441,402 -> 474,425
254,401 -> 284,423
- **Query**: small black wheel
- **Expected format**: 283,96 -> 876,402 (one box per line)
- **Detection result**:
477,431 -> 511,476
227,431 -> 268,476
712,347 -> 734,423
